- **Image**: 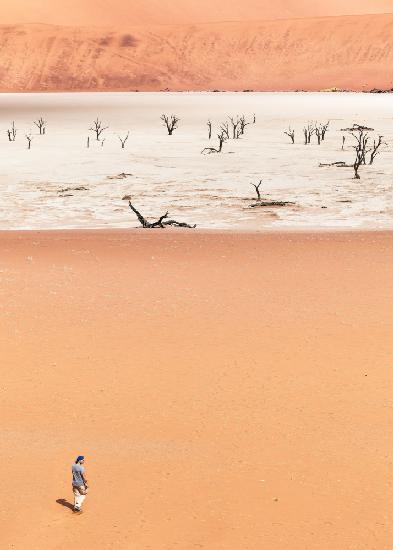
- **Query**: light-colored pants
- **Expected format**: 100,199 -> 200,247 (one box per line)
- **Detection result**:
72,485 -> 87,509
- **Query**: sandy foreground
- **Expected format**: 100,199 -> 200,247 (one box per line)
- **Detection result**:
1,229 -> 393,549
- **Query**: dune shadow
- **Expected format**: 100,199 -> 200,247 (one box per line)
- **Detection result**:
56,498 -> 74,511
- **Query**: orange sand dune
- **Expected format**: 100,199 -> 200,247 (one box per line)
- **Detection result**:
0,0 -> 393,26
1,14 -> 393,91
1,229 -> 393,549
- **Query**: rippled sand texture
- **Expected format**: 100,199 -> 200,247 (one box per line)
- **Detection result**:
1,92 -> 393,230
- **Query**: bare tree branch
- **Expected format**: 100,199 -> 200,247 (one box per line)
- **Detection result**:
127,201 -> 196,228
369,135 -> 385,165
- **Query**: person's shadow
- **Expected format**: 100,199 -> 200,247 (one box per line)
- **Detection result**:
56,498 -> 74,511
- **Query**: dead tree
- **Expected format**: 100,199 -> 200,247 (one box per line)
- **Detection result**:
89,118 -> 108,141
303,126 -> 308,145
251,180 -> 263,201
352,130 -> 370,166
229,116 -> 241,139
34,117 -> 46,135
87,136 -> 90,148
315,126 -> 322,145
207,120 -> 212,139
321,121 -> 329,141
238,115 -> 250,137
342,124 -> 374,161
25,134 -> 33,149
118,131 -> 130,149
127,201 -> 196,228
248,180 -> 294,208
353,147 -> 363,179
303,122 -> 315,145
349,128 -> 371,179
314,122 -> 329,144
250,200 -> 295,208
161,114 -> 179,135
284,126 -> 295,144
7,121 -> 17,142
253,113 -> 256,124
201,132 -> 227,154
338,125 -> 374,178
369,136 -> 385,165
320,124 -> 381,179
219,121 -> 230,140
319,161 -> 349,167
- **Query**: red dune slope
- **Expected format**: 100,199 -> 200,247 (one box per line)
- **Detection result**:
1,14 -> 393,91
0,0 -> 392,26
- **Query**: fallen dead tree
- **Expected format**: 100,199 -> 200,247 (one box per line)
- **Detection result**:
107,172 -> 133,180
201,132 -> 227,154
125,199 -> 196,228
248,180 -> 295,208
249,200 -> 295,208
58,186 -> 88,193
319,161 -> 350,167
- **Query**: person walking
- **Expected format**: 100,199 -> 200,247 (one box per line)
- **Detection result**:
72,455 -> 88,513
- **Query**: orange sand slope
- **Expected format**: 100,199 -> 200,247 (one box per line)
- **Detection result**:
1,14 -> 393,91
1,0 -> 393,26
1,229 -> 393,549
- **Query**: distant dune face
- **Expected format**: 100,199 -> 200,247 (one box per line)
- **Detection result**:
1,15 -> 393,92
0,0 -> 393,26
